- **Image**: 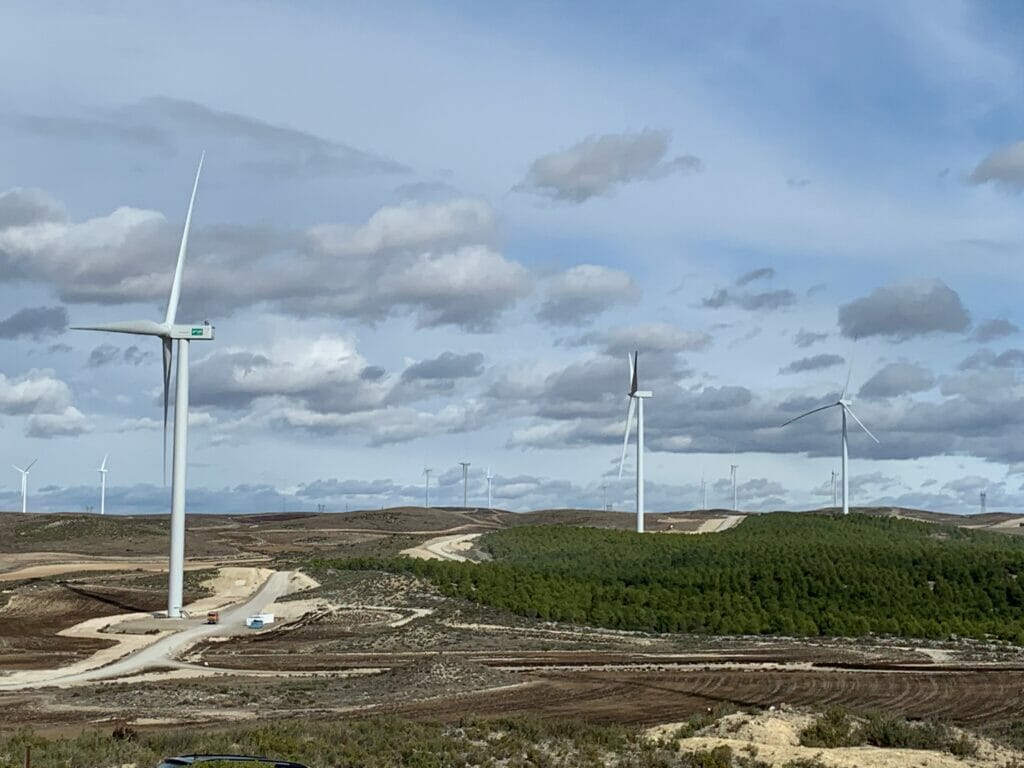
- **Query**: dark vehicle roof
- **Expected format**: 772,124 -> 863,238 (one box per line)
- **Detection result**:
157,756 -> 309,768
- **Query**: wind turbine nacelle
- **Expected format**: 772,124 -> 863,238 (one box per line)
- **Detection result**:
168,324 -> 215,340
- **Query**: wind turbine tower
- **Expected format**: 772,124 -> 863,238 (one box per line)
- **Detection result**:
73,155 -> 213,618
423,468 -> 432,508
980,490 -> 987,515
98,454 -> 109,516
781,367 -> 879,516
459,462 -> 471,508
701,475 -> 708,511
618,351 -> 652,533
831,469 -> 838,510
13,460 -> 36,514
730,464 -> 738,512
485,467 -> 494,509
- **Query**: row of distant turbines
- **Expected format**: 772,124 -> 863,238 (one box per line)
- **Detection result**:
618,352 -> 879,534
422,464 -> 495,509
10,455 -> 109,516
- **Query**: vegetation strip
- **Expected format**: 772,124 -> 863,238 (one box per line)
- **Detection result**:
322,513 -> 1024,641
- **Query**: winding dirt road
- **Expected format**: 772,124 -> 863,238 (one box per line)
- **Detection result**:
0,570 -> 294,690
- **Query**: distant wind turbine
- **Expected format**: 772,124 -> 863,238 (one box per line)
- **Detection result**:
730,464 -> 738,512
831,468 -> 838,510
618,351 -> 652,533
98,453 -> 109,516
701,474 -> 707,511
781,367 -> 879,516
423,468 -> 432,509
13,460 -> 36,514
73,154 -> 214,618
459,462 -> 471,508
485,467 -> 494,509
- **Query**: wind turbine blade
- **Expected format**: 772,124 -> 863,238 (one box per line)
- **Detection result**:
780,402 -> 838,428
841,361 -> 853,400
844,405 -> 880,443
618,397 -> 636,479
25,459 -> 37,472
164,152 -> 205,326
100,453 -> 109,472
629,351 -> 638,395
13,465 -> 23,473
162,338 -> 173,485
71,320 -> 167,337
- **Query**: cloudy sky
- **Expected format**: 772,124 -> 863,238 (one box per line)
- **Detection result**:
2,1 -> 1024,515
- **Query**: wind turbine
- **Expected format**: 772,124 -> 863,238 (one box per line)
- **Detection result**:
831,468 -> 838,510
423,468 -> 432,509
485,467 -> 494,509
98,454 -> 109,516
730,464 -> 738,512
618,351 -> 652,533
13,460 -> 36,514
700,474 -> 707,511
781,368 -> 879,516
72,154 -> 214,618
459,462 -> 471,508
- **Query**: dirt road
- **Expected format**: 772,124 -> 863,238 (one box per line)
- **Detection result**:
0,570 -> 293,690
401,533 -> 482,561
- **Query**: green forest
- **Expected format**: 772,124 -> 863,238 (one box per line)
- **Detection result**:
323,513 -> 1024,642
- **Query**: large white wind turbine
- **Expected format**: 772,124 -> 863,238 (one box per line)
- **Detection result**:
619,351 -> 652,533
73,155 -> 214,618
781,369 -> 879,516
98,454 -> 109,516
13,460 -> 36,514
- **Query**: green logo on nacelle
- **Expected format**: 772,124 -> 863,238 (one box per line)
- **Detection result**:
191,327 -> 204,337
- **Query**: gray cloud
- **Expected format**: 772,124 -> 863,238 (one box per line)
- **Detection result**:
537,265 -> 639,325
838,279 -> 970,340
25,407 -> 91,438
0,305 -> 67,340
0,188 -> 66,229
1,195 -> 530,333
968,141 -> 1024,189
87,344 -> 121,367
578,322 -> 711,356
123,345 -> 152,366
736,267 -> 774,286
793,328 -> 828,348
401,351 -> 485,382
958,348 -> 1024,370
972,318 -> 1019,343
702,288 -> 796,311
779,353 -> 845,374
858,362 -> 935,399
13,97 -> 408,179
517,129 -> 701,202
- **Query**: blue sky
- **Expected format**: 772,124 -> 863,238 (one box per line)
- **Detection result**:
1,1 -> 1024,514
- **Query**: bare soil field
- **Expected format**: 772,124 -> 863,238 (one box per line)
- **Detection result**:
4,506 -> 1024,749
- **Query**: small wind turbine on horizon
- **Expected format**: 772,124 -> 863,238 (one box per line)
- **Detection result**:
73,154 -> 214,618
485,467 -> 494,509
730,464 -> 738,512
423,468 -> 432,509
781,366 -> 879,516
459,461 -> 471,508
700,474 -> 707,511
831,468 -> 838,510
98,454 -> 109,516
13,460 -> 37,514
618,351 -> 652,533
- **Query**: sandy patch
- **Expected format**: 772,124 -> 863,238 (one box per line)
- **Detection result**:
648,710 -> 1021,768
401,533 -> 482,562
